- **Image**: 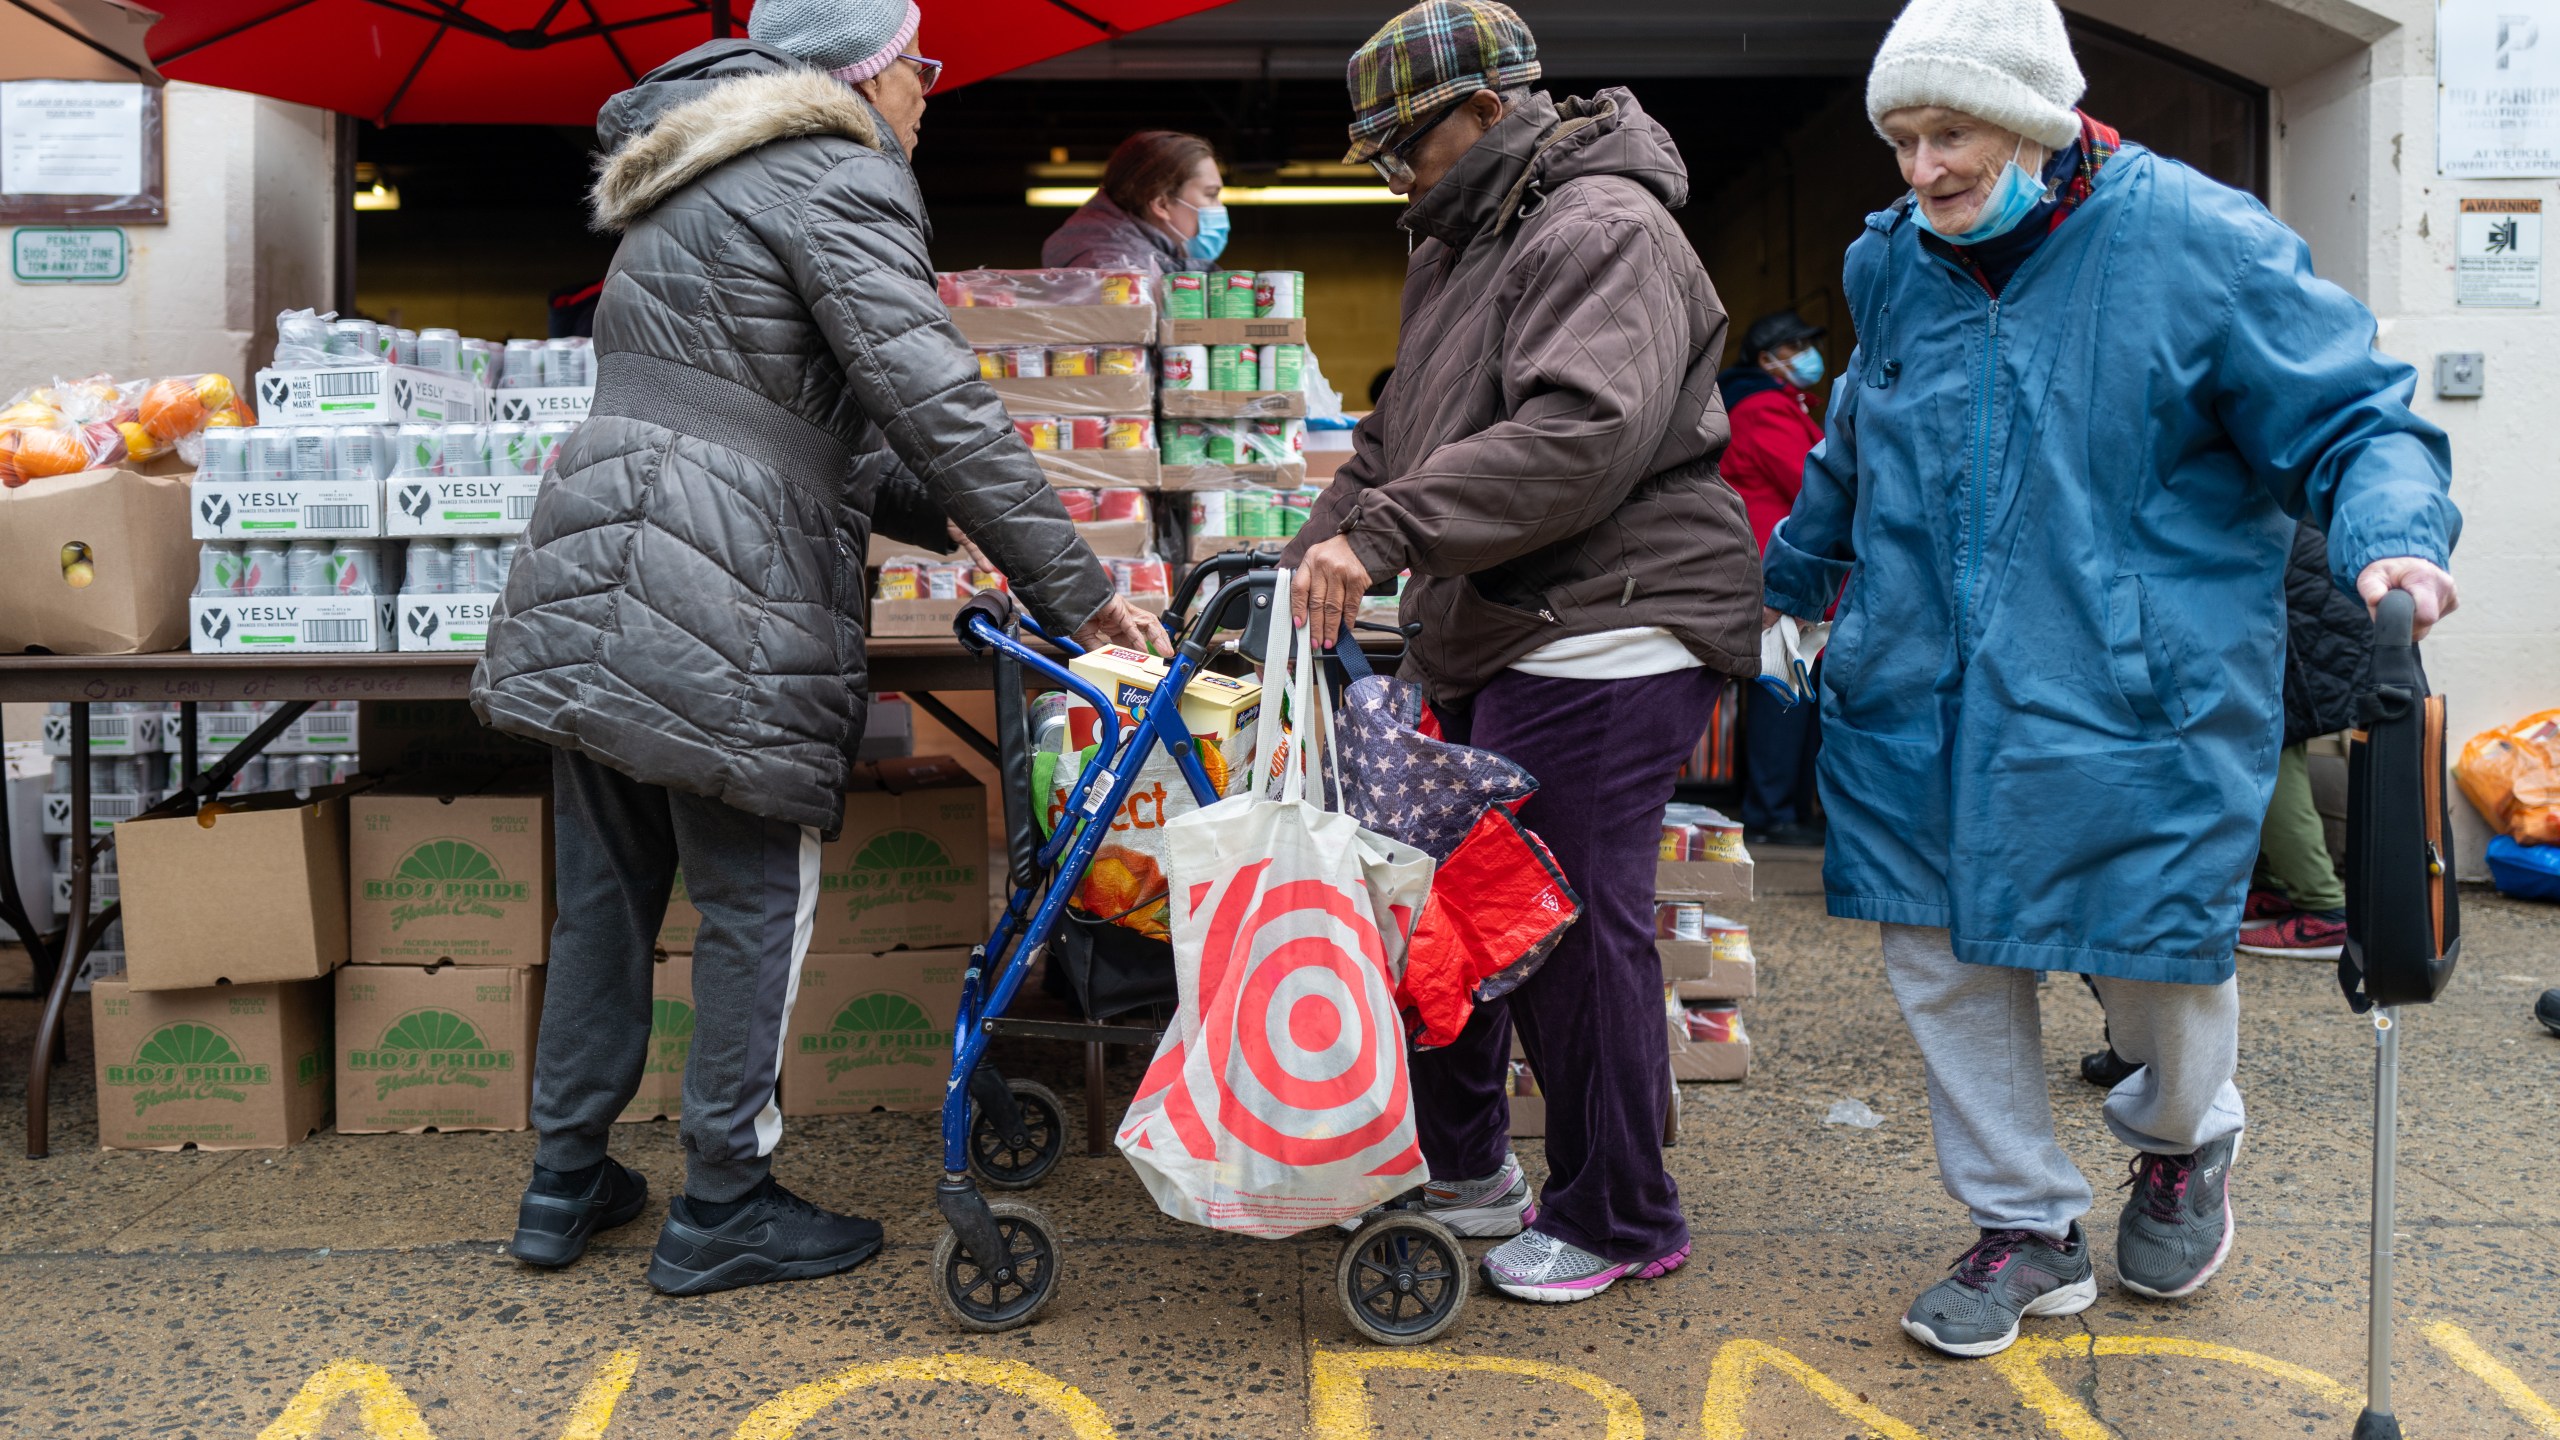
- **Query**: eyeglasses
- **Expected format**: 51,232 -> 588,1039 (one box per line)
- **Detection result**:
1367,101 -> 1459,186
900,53 -> 942,94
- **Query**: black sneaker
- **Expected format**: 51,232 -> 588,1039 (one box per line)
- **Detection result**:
512,1158 -> 650,1268
646,1179 -> 884,1297
2537,989 -> 2560,1038
2079,1047 -> 2141,1088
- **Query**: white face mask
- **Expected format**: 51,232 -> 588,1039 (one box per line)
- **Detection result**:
1914,138 -> 2051,246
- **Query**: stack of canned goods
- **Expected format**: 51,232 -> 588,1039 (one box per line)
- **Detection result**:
1051,488 -> 1151,524
874,557 -> 1008,602
1009,414 -> 1156,451
165,752 -> 357,796
293,318 -> 511,385
399,536 -> 518,595
1159,416 -> 1307,466
1158,342 -> 1306,393
1159,269 -> 1305,320
193,538 -> 391,597
496,337 -> 598,389
1660,803 -> 1747,862
202,423 -> 395,484
974,344 -> 1150,380
388,420 -> 577,477
936,269 -> 1147,307
51,756 -> 160,797
1186,486 -> 1322,540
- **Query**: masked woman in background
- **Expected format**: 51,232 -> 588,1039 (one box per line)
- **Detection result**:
1042,130 -> 1227,276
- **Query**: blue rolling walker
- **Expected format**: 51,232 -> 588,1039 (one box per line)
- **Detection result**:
927,550 -> 1473,1345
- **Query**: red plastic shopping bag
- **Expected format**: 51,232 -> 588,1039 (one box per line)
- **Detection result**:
1117,571 -> 1431,1236
1398,806 -> 1581,1047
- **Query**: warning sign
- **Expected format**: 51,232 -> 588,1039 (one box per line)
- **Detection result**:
2457,197 -> 2543,306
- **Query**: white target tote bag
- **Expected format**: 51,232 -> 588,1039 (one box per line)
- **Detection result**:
1117,571 -> 1432,1236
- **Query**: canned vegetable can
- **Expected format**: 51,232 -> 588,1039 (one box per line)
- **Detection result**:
1048,345 -> 1098,377
975,348 -> 1005,380
1208,343 -> 1257,393
1164,272 -> 1209,319
1161,418 -> 1210,464
1103,415 -> 1150,450
1099,272 -> 1145,305
1062,416 -> 1106,449
1160,345 -> 1208,391
1253,270 -> 1303,319
1210,270 -> 1258,319
1098,345 -> 1148,376
1012,416 -> 1059,451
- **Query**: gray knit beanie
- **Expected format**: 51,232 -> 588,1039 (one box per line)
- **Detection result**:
1866,0 -> 2085,151
748,0 -> 919,79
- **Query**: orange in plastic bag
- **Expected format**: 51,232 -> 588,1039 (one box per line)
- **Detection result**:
137,373 -> 237,442
0,423 -> 102,486
2456,709 -> 2560,844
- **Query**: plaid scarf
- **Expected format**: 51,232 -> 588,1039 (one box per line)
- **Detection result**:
2051,111 -> 2122,225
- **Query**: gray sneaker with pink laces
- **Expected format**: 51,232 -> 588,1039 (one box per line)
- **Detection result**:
1480,1227 -> 1690,1303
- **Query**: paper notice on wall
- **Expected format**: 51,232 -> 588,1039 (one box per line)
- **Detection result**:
2458,197 -> 2544,305
2439,0 -> 2560,176
0,81 -> 145,196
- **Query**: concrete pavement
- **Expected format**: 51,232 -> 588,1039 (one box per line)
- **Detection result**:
4,891 -> 2557,1439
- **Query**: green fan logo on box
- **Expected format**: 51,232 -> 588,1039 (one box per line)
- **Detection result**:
801,990 -> 949,1083
366,838 -> 531,930
103,1021 -> 272,1115
645,996 -> 695,1077
826,829 -> 975,922
346,1007 -> 515,1101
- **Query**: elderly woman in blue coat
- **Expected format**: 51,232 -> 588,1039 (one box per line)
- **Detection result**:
1765,0 -> 2462,1361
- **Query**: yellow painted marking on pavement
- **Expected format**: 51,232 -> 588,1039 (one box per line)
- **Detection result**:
2427,1320 -> 2560,1435
254,1360 -> 438,1440
561,1350 -> 643,1440
727,1355 -> 1114,1440
1989,1335 -> 2357,1440
1697,1339 -> 1933,1440
1309,1348 -> 1646,1440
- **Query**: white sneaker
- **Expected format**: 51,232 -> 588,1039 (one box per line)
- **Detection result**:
1335,1152 -> 1533,1237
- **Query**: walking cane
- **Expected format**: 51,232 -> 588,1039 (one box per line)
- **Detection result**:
2338,590 -> 2462,1440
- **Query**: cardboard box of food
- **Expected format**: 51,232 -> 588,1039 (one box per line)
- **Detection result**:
349,787 -> 552,967
1156,460 -> 1308,492
335,963 -> 543,1133
949,303 -> 1157,348
1668,999 -> 1751,1083
189,478 -> 384,539
617,950 -> 693,1123
659,756 -> 986,955
1504,1057 -> 1680,1142
117,794 -> 349,990
384,476 -> 539,537
90,978 -> 332,1150
1158,390 -> 1310,419
0,467 -> 197,656
779,948 -> 966,1114
486,386 -> 594,424
1659,932 -> 1756,999
1159,316 -> 1307,347
395,591 -> 505,651
868,595 -> 968,639
988,374 -> 1153,415
1655,858 -> 1755,905
189,595 -> 396,654
1073,517 -> 1152,557
252,363 -> 484,426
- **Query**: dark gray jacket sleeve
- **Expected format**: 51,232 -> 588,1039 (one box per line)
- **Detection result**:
789,172 -> 1113,635
869,451 -> 958,553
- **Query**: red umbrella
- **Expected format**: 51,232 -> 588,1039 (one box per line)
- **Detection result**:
146,0 -> 1233,125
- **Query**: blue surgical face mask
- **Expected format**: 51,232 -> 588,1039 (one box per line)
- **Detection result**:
1178,200 -> 1229,263
1913,140 -> 2049,246
1784,348 -> 1826,389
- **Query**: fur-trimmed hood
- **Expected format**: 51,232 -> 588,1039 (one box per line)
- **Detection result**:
591,40 -> 883,232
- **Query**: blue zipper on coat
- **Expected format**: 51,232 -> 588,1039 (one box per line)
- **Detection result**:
1959,297 -> 1999,642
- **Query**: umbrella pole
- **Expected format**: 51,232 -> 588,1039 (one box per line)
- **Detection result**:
2354,1007 -> 2403,1440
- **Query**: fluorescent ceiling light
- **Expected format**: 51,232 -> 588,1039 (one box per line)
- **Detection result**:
354,182 -> 401,211
1025,185 -> 1402,207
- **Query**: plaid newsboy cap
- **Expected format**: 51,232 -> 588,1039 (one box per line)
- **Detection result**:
1343,1 -> 1541,164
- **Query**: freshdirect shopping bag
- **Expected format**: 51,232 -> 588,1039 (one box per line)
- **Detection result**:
1117,572 -> 1431,1236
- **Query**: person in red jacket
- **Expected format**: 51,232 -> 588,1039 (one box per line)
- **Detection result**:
1718,308 -> 1831,846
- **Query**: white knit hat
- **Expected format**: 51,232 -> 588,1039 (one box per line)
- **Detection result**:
1865,0 -> 2085,151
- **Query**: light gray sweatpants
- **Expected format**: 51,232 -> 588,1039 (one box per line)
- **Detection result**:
1881,924 -> 2246,1239
531,749 -> 821,1203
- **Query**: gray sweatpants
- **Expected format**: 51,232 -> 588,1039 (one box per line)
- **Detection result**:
531,749 -> 820,1203
1881,924 -> 2246,1239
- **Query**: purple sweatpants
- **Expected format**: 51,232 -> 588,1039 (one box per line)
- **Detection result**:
1426,665 -> 1715,1264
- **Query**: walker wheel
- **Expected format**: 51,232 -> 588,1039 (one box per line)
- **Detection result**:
932,1200 -> 1062,1333
1336,1211 -> 1469,1345
969,1078 -> 1067,1190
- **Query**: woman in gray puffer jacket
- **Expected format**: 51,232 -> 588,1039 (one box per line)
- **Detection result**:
472,16 -> 1161,1299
